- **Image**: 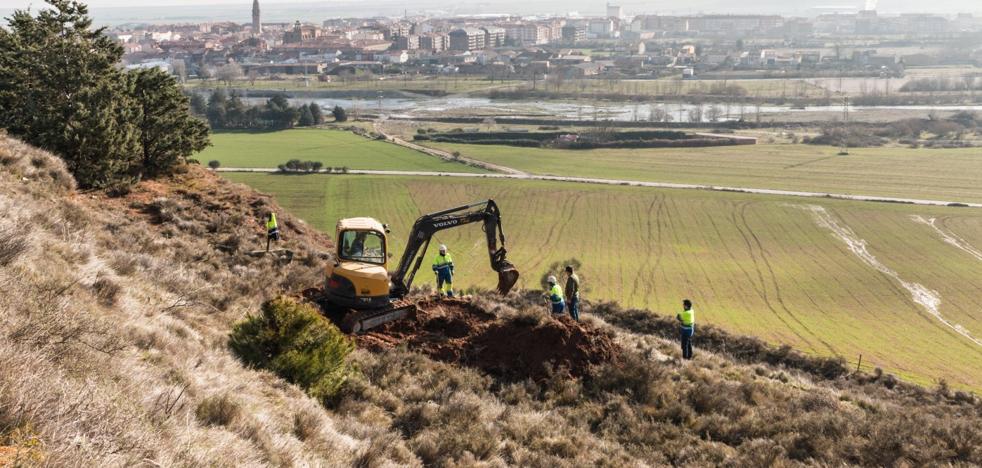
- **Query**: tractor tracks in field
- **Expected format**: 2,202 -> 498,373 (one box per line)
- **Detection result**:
630,196 -> 665,305
730,202 -> 835,354
522,191 -> 582,277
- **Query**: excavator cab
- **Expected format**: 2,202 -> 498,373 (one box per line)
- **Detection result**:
325,217 -> 392,309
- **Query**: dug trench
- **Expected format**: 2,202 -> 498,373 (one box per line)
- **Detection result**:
345,297 -> 622,380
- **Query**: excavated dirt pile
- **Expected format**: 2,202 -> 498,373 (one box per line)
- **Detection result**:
355,298 -> 621,379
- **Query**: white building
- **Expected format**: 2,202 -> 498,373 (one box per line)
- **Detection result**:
607,4 -> 623,19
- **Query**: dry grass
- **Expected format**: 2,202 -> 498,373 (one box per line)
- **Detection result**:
0,134 -> 373,465
325,290 -> 981,466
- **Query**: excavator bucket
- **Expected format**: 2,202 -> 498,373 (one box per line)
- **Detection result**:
495,262 -> 520,295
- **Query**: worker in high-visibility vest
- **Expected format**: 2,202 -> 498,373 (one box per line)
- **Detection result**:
265,212 -> 280,252
547,275 -> 565,315
432,244 -> 455,297
677,299 -> 695,359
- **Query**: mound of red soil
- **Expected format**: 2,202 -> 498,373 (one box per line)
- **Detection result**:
355,298 -> 621,379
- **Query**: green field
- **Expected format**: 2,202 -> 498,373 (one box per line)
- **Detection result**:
224,173 -> 982,390
426,142 -> 982,203
198,128 -> 488,172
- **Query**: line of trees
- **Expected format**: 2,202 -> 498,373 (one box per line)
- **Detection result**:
278,160 -> 323,173
276,160 -> 349,174
0,0 -> 209,189
899,75 -> 982,93
201,90 -> 326,131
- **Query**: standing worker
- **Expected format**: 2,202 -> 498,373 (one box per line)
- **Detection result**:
432,244 -> 455,298
677,299 -> 695,360
564,265 -> 580,321
547,276 -> 565,315
265,212 -> 280,252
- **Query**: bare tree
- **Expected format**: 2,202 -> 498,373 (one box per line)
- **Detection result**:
170,60 -> 187,83
687,106 -> 703,123
650,105 -> 670,122
705,104 -> 723,122
199,65 -> 215,81
216,63 -> 244,86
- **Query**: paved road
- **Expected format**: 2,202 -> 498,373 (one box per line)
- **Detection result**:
216,168 -> 982,209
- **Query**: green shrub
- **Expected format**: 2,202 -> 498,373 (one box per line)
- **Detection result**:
230,297 -> 354,403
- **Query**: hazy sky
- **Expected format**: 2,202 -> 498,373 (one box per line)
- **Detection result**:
1,0 -> 979,19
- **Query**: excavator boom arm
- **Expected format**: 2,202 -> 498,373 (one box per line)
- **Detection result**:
390,200 -> 519,298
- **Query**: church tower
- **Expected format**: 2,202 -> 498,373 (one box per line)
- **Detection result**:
252,0 -> 262,35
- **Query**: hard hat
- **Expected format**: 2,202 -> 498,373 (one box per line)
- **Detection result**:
547,275 -> 557,284
439,244 -> 447,252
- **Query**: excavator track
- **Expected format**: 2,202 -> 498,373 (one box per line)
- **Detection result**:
340,299 -> 417,334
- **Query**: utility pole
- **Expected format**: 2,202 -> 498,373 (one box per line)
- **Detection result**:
839,96 -> 850,155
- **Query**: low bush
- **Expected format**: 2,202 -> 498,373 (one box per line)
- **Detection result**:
418,130 -> 739,149
0,225 -> 29,266
195,394 -> 241,427
229,297 -> 355,403
428,137 -> 543,147
91,276 -> 121,307
805,127 -> 886,148
292,411 -> 322,441
559,137 -> 737,149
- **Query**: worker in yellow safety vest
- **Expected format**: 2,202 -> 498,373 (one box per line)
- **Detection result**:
547,275 -> 565,315
432,244 -> 455,297
677,299 -> 695,359
265,212 -> 280,252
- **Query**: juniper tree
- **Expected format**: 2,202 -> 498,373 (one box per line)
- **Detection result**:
298,104 -> 315,127
309,103 -> 324,125
0,0 -> 140,187
128,68 -> 210,178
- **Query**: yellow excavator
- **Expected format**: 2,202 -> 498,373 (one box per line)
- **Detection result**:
322,200 -> 520,333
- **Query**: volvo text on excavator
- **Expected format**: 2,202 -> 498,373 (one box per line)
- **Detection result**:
322,200 -> 520,333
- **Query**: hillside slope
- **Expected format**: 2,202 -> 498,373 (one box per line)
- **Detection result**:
1,133 -> 980,466
0,133 -> 375,465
